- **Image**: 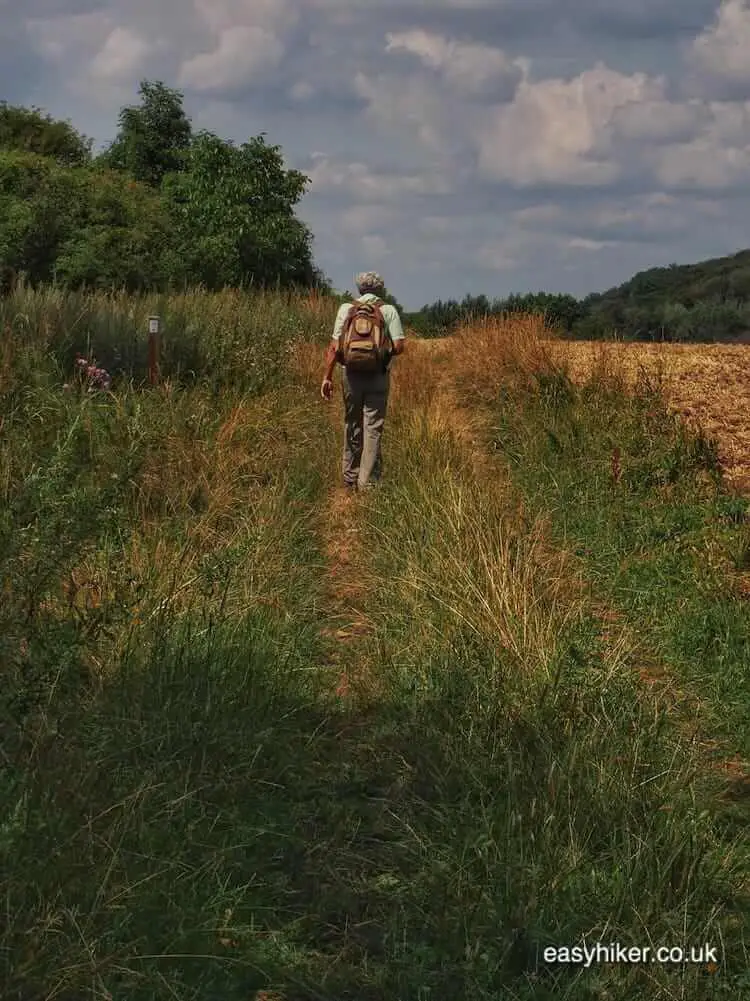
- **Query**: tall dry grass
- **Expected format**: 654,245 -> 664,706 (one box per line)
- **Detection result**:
372,330 -> 587,686
2,287 -> 347,1001
446,311 -> 561,396
0,282 -> 339,395
328,324 -> 746,998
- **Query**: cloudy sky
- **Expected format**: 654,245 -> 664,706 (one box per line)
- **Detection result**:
3,0 -> 750,308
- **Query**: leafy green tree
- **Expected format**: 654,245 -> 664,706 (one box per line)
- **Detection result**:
0,103 -> 92,167
728,267 -> 750,301
403,311 -> 432,336
418,297 -> 463,333
661,301 -> 692,340
689,301 -> 746,340
162,130 -> 316,289
100,80 -> 192,187
460,293 -> 490,315
380,290 -> 405,311
567,248 -> 750,340
0,150 -> 172,289
55,172 -> 174,290
0,151 -> 80,283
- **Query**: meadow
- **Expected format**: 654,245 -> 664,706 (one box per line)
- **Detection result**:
2,286 -> 749,1000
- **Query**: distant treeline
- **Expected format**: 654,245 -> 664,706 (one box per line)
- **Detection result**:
406,250 -> 750,342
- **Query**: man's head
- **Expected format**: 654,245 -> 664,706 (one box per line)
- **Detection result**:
355,271 -> 385,296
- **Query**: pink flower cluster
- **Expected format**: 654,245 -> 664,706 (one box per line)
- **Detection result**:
73,353 -> 112,392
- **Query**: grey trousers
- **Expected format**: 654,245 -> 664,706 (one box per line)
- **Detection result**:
341,366 -> 390,489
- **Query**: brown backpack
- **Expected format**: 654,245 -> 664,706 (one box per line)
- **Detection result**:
339,299 -> 391,373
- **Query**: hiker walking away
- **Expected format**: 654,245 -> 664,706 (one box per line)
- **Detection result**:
321,271 -> 405,491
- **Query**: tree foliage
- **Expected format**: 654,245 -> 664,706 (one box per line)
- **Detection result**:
405,291 -> 584,337
5,78 -> 750,338
0,152 -> 80,283
54,170 -> 174,290
0,102 -> 92,167
163,131 -> 316,289
0,80 -> 323,293
408,252 -> 750,342
0,151 -> 173,290
575,251 -> 750,341
98,80 -> 191,187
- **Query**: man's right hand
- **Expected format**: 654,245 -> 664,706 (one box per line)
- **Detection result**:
321,378 -> 333,401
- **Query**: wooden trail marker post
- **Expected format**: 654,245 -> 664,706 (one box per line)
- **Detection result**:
148,314 -> 160,386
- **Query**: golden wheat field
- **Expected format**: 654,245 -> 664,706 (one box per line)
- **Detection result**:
415,330 -> 750,492
549,340 -> 750,493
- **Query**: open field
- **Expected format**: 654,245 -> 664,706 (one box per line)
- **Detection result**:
554,340 -> 750,495
423,332 -> 750,494
2,296 -> 749,999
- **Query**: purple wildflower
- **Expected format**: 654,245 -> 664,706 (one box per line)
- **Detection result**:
72,353 -> 112,392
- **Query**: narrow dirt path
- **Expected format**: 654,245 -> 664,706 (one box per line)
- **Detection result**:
314,338 -> 490,706
286,339 -> 378,701
317,385 -> 379,703
319,485 -> 372,700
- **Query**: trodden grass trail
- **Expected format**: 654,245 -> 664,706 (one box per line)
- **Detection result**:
3,307 -> 749,1000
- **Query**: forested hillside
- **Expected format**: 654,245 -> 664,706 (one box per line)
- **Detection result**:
408,250 -> 750,342
577,250 -> 750,341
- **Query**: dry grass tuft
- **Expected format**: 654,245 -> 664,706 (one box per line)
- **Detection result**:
445,312 -> 559,397
365,334 -> 593,685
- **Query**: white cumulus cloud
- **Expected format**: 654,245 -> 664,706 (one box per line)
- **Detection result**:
655,140 -> 750,188
610,99 -> 709,143
385,29 -> 523,96
474,63 -> 665,186
691,0 -> 750,85
178,25 -> 285,91
25,11 -> 112,63
192,0 -> 296,33
90,26 -> 152,83
13,0 -> 750,305
353,70 -> 462,155
306,153 -> 452,199
650,100 -> 750,188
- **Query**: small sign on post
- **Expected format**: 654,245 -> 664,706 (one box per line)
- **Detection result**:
148,315 -> 160,386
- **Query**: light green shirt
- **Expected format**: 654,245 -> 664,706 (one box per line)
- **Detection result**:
332,293 -> 405,353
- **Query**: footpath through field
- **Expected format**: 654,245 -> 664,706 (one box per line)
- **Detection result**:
7,322 -> 748,1001
303,324 -> 749,998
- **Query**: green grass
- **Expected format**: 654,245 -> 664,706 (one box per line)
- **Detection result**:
2,407 -> 349,999
3,299 -> 750,1000
340,384 -> 749,999
0,282 -> 336,396
487,362 -> 750,763
1,287 -> 345,998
